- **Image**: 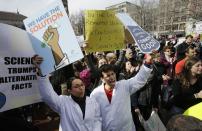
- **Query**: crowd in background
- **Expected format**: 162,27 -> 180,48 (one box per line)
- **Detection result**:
1,33 -> 202,131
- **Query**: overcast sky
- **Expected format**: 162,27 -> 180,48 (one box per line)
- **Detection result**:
0,0 -> 138,17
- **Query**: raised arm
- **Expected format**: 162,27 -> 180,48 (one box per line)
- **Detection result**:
32,55 -> 62,113
126,65 -> 152,94
124,54 -> 153,94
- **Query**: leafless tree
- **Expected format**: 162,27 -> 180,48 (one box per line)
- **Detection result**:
136,0 -> 159,32
69,11 -> 84,35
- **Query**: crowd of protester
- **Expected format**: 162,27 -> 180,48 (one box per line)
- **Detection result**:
1,33 -> 202,131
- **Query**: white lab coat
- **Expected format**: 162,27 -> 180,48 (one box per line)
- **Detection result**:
38,77 -> 102,131
90,65 -> 152,131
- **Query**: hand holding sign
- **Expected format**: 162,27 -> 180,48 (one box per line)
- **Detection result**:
144,50 -> 158,64
32,54 -> 52,77
32,55 -> 43,67
32,55 -> 44,76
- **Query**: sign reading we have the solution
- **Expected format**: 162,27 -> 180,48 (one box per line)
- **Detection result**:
0,23 -> 46,112
116,13 -> 160,53
85,10 -> 125,52
24,0 -> 83,75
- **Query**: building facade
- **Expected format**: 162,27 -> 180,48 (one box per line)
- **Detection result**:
106,1 -> 158,35
157,0 -> 202,37
106,2 -> 142,26
0,11 -> 26,28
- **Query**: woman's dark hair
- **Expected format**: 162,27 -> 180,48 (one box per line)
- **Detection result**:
73,60 -> 86,72
185,44 -> 196,53
66,77 -> 81,90
177,57 -> 201,88
163,45 -> 172,52
49,64 -> 74,94
127,58 -> 138,67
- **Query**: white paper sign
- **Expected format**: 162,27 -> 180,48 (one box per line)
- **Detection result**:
0,23 -> 45,112
23,0 -> 83,74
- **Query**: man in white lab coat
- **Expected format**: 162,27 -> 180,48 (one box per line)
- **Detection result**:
33,56 -> 102,131
90,54 -> 153,131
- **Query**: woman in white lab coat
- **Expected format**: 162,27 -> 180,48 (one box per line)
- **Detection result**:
33,56 -> 102,131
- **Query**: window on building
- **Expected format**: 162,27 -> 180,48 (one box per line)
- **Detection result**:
160,19 -> 164,24
118,9 -> 125,12
119,5 -> 124,8
180,7 -> 186,12
159,26 -> 164,31
181,16 -> 187,21
153,25 -> 157,30
179,23 -> 185,30
175,1 -> 180,7
172,24 -> 178,30
173,17 -> 179,22
166,25 -> 171,31
166,16 -> 172,23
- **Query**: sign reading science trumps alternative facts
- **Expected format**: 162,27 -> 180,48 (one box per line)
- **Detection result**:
0,23 -> 55,112
116,13 -> 160,53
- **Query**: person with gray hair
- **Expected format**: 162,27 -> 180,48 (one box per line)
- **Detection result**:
166,114 -> 202,131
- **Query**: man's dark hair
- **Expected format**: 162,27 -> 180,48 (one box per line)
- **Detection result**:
98,64 -> 116,78
66,77 -> 80,90
166,115 -> 202,131
185,35 -> 193,39
73,61 -> 85,72
185,44 -> 196,53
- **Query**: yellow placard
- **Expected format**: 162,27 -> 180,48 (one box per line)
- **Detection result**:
183,102 -> 202,120
125,28 -> 135,44
84,10 -> 125,52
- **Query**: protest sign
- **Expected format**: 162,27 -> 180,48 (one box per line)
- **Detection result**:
84,10 -> 125,52
116,13 -> 160,53
0,23 -> 46,112
23,0 -> 83,74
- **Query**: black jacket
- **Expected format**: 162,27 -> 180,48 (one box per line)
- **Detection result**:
171,78 -> 202,110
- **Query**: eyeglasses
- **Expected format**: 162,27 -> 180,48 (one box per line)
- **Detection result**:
72,84 -> 85,89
